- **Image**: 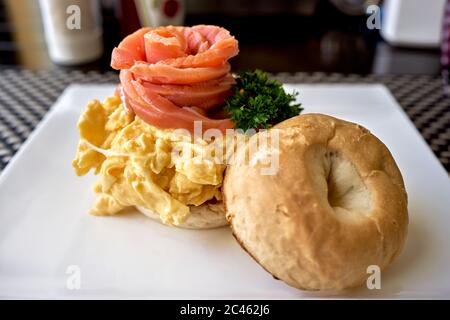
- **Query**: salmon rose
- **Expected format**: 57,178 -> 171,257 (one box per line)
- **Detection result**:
111,25 -> 239,133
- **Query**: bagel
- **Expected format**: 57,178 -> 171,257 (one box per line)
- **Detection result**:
136,202 -> 227,229
223,113 -> 408,290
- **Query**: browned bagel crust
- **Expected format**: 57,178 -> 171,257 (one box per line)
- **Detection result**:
223,114 -> 408,290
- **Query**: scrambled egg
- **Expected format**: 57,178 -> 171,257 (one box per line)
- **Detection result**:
72,96 -> 226,225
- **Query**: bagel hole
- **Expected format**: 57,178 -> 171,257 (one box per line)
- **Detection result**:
325,150 -> 371,216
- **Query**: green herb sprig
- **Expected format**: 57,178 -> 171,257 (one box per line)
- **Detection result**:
225,70 -> 302,131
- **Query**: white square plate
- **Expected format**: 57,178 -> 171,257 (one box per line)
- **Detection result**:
0,84 -> 449,299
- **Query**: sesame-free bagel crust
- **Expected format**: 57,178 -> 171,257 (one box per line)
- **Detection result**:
224,114 -> 408,290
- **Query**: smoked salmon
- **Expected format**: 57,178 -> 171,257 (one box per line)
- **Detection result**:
139,74 -> 235,109
111,25 -> 239,133
120,70 -> 234,133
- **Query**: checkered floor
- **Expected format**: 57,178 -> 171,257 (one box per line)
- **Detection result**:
0,69 -> 449,173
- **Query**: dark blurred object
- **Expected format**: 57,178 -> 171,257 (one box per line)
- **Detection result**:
118,0 -> 141,38
0,0 -> 16,65
185,0 -> 379,73
441,0 -> 450,87
185,0 -> 318,16
374,42 -> 441,75
329,0 -> 380,15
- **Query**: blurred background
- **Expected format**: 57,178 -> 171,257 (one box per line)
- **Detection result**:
0,0 -> 446,75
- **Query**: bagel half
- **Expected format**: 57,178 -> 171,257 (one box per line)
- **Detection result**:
136,202 -> 227,229
223,113 -> 408,290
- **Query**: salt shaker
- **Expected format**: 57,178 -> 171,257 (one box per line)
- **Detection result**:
39,0 -> 103,65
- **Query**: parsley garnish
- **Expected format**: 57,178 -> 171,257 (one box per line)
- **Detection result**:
225,70 -> 302,131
